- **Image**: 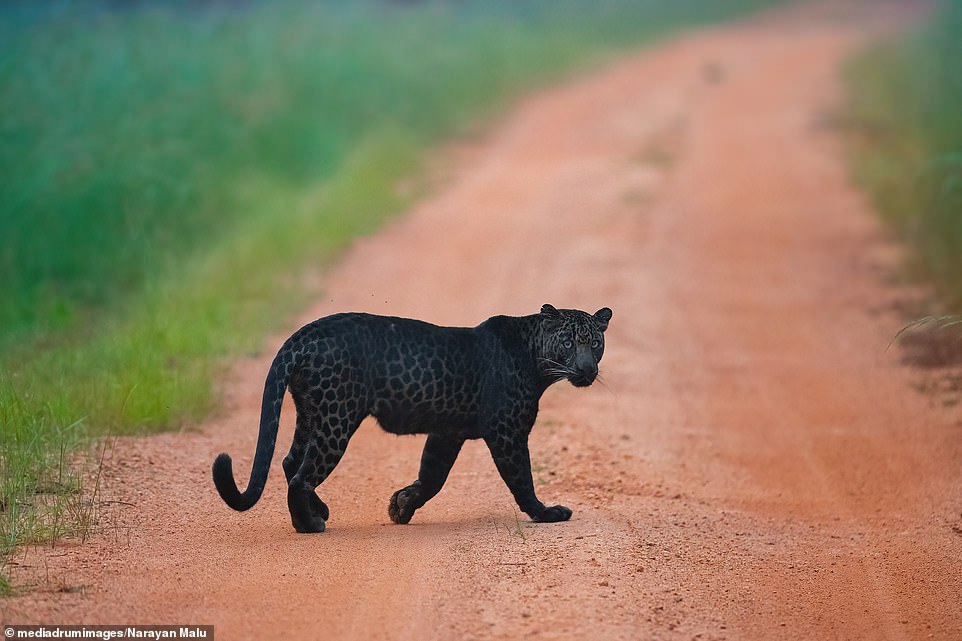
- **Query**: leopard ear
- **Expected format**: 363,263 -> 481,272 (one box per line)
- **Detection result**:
540,304 -> 563,331
594,307 -> 612,331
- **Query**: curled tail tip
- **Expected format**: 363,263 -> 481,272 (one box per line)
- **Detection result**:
212,452 -> 255,511
212,452 -> 233,485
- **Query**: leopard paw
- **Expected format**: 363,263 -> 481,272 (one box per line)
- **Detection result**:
388,486 -> 420,524
292,513 -> 326,533
531,504 -> 572,523
289,486 -> 327,533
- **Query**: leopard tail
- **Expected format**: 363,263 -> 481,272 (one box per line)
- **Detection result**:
211,349 -> 289,511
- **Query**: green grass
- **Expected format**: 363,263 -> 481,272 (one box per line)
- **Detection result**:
843,0 -> 962,306
0,0 -> 786,586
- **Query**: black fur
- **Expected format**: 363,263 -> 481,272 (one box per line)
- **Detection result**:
212,304 -> 612,533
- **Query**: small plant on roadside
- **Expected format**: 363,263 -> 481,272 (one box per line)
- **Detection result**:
890,315 -> 962,349
490,507 -> 529,543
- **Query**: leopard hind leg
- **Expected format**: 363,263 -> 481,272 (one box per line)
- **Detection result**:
283,417 -> 329,522
287,406 -> 363,534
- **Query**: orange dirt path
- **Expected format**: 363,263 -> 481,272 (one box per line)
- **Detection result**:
4,3 -> 960,640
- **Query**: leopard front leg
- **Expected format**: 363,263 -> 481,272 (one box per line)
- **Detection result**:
484,430 -> 571,523
389,434 -> 464,524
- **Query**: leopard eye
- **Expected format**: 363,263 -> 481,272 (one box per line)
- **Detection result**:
591,339 -> 601,349
562,339 -> 573,350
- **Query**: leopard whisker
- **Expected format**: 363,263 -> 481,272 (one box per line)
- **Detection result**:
541,364 -> 576,380
538,358 -> 577,377
591,372 -> 620,399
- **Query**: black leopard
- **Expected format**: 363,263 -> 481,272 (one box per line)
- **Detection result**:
212,303 -> 612,533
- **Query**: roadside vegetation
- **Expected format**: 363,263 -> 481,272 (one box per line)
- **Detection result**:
844,0 -> 962,306
0,0 -> 785,590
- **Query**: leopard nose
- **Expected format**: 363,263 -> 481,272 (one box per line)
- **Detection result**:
578,364 -> 598,380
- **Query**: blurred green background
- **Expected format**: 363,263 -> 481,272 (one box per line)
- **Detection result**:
845,0 -> 962,307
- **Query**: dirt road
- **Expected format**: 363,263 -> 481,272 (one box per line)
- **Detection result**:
4,2 -> 960,639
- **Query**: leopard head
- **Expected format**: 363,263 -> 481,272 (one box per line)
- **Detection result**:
537,303 -> 612,388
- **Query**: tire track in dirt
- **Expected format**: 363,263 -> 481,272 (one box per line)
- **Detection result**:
4,2 -> 960,640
